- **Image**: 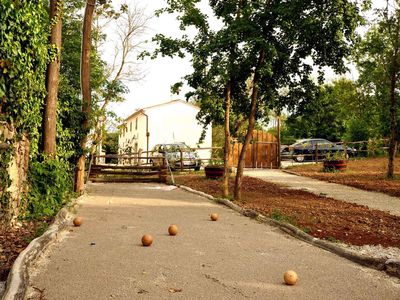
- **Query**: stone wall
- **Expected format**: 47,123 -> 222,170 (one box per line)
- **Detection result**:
0,122 -> 30,226
7,136 -> 30,225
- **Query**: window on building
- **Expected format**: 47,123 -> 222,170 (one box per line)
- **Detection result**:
130,122 -> 132,132
135,118 -> 138,130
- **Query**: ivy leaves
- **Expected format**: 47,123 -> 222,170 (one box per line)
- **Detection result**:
0,0 -> 48,148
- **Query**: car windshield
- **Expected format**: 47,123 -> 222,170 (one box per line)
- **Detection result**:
293,139 -> 333,147
293,140 -> 310,147
157,143 -> 192,152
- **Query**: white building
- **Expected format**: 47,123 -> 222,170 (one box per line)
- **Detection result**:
118,100 -> 212,159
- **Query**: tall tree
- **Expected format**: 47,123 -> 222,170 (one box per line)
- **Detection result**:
75,0 -> 96,194
152,0 -> 366,200
355,1 -> 400,178
89,3 -> 148,157
43,0 -> 63,156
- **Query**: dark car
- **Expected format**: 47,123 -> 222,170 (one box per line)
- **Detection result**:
151,143 -> 201,170
281,138 -> 356,162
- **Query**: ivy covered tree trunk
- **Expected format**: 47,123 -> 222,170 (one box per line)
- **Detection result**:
387,58 -> 398,178
234,50 -> 265,201
43,0 -> 63,156
223,82 -> 232,198
75,0 -> 96,194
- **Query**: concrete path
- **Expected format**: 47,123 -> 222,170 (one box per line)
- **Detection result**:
27,183 -> 400,299
245,169 -> 400,216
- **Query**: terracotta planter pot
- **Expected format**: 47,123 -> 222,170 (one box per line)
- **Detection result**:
204,165 -> 224,179
323,160 -> 347,172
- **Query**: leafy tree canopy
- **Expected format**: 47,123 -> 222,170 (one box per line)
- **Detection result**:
151,0 -> 368,128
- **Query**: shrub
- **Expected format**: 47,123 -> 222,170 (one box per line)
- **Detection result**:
25,158 -> 74,220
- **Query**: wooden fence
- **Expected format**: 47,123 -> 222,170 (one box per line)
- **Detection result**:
229,130 -> 279,169
89,154 -> 167,183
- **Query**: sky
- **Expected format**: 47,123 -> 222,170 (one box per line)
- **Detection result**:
106,0 -> 385,120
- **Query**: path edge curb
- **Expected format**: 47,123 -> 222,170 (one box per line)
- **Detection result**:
1,203 -> 77,300
177,184 -> 400,279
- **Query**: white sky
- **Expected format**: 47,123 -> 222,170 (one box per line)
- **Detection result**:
107,0 -> 385,120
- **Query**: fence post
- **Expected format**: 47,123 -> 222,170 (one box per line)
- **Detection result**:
85,154 -> 95,184
138,149 -> 142,166
315,142 -> 319,163
180,149 -> 183,172
159,157 -> 167,183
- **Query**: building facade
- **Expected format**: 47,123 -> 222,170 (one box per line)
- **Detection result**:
118,100 -> 212,159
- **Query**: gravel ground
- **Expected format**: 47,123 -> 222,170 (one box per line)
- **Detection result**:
343,244 -> 400,261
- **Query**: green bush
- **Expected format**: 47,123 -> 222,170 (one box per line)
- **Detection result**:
25,158 -> 74,220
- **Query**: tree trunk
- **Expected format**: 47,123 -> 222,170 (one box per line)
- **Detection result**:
223,82 -> 232,198
234,50 -> 265,201
387,65 -> 398,178
75,0 -> 96,194
43,0 -> 62,156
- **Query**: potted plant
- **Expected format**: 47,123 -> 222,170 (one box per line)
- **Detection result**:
204,159 -> 225,179
323,151 -> 348,172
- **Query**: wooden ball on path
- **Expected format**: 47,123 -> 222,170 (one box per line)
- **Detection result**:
73,217 -> 83,227
210,213 -> 219,221
141,234 -> 153,247
168,225 -> 178,236
284,270 -> 298,285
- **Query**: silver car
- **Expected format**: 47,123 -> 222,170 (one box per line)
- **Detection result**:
151,143 -> 201,170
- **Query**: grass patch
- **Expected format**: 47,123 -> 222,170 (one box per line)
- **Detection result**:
270,209 -> 297,226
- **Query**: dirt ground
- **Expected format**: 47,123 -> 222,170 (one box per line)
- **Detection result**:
174,175 -> 400,248
0,224 -> 37,281
287,157 -> 400,197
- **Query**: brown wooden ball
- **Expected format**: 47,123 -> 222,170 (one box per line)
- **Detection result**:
141,234 -> 153,247
284,270 -> 298,285
73,217 -> 83,227
168,225 -> 178,236
210,213 -> 219,221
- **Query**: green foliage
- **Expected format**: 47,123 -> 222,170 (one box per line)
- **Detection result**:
103,131 -> 118,163
0,0 -> 49,154
25,158 -> 73,220
283,76 -> 388,143
151,0 -> 367,139
286,79 -> 356,142
103,132 -> 118,154
354,16 -> 400,141
0,0 -> 131,222
0,0 -> 49,220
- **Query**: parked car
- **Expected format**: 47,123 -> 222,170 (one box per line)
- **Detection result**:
151,143 -> 201,170
281,138 -> 356,162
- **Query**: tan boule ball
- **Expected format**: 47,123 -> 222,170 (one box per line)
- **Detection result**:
168,225 -> 178,236
73,217 -> 83,227
210,213 -> 219,221
284,270 -> 298,285
141,234 -> 153,247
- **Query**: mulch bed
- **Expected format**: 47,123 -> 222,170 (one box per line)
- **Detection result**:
0,222 -> 45,281
288,157 -> 400,197
175,175 -> 400,248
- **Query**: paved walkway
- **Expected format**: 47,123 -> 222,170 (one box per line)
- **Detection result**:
27,182 -> 399,299
245,169 -> 400,216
